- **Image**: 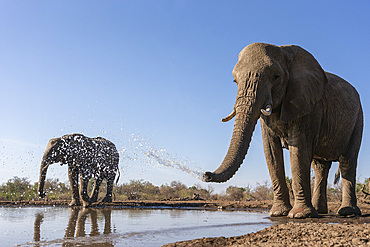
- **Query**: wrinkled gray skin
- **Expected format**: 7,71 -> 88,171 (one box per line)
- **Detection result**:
38,134 -> 120,207
204,43 -> 363,219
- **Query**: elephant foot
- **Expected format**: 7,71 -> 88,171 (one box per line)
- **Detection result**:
89,197 -> 98,204
101,196 -> 113,203
269,201 -> 292,217
337,205 -> 361,217
316,207 -> 328,214
69,199 -> 82,207
313,202 -> 328,214
288,204 -> 318,219
82,200 -> 92,208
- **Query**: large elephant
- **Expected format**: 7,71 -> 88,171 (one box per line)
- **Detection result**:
204,43 -> 363,219
38,133 -> 120,207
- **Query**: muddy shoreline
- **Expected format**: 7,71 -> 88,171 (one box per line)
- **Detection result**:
165,200 -> 370,246
0,199 -> 272,211
2,199 -> 370,246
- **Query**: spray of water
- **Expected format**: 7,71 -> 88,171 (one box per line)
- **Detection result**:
144,149 -> 204,180
125,133 -> 205,181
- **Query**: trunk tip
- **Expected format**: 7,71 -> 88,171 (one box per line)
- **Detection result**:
202,172 -> 213,182
202,172 -> 229,183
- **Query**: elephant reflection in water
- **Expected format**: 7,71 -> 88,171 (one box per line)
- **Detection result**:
33,208 -> 113,246
64,208 -> 112,238
33,213 -> 44,246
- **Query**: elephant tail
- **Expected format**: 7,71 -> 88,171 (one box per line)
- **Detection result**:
115,168 -> 121,184
334,166 -> 340,185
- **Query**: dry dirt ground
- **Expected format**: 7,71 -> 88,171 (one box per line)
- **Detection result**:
164,200 -> 370,247
1,199 -> 370,246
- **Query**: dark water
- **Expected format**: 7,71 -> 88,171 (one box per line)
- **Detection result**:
0,207 -> 272,246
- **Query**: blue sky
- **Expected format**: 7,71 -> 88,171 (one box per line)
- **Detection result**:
0,1 -> 369,193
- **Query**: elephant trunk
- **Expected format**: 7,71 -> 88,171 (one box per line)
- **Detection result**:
38,157 -> 49,198
203,94 -> 261,183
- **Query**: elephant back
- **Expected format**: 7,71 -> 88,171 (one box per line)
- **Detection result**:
91,137 -> 120,176
61,134 -> 119,176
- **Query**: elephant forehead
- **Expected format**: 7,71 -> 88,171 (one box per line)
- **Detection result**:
232,59 -> 274,80
241,43 -> 280,57
239,43 -> 281,66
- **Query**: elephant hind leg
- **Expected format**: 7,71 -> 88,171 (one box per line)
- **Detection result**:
311,159 -> 331,214
102,179 -> 114,203
337,113 -> 362,216
337,158 -> 361,216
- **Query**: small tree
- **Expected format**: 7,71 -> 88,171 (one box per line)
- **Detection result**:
327,182 -> 342,202
251,181 -> 273,200
244,184 -> 252,200
116,180 -> 147,200
207,185 -> 215,197
141,181 -> 160,200
187,184 -> 211,200
159,184 -> 175,200
0,176 -> 37,201
41,178 -> 71,200
226,186 -> 245,201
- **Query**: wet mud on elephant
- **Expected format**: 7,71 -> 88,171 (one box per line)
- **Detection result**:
204,43 -> 363,219
38,133 -> 120,207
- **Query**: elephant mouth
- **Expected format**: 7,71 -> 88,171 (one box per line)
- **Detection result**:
222,104 -> 272,122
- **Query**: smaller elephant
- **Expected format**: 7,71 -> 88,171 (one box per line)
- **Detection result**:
38,133 -> 120,207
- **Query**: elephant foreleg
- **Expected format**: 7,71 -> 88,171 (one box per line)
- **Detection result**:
76,208 -> 89,237
102,178 -> 114,203
64,207 -> 80,238
262,123 -> 292,217
68,166 -> 81,207
312,159 -> 332,214
80,176 -> 92,208
288,145 -> 318,218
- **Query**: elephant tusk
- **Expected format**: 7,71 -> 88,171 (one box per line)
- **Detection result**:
261,105 -> 272,116
222,109 -> 236,122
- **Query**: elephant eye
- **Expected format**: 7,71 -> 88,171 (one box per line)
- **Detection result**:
273,74 -> 280,81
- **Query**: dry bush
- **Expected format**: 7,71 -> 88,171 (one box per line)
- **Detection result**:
226,186 -> 246,201
251,181 -> 273,201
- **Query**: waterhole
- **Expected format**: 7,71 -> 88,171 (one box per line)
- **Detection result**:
0,207 -> 271,246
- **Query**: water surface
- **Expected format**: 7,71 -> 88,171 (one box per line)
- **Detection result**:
0,207 -> 271,246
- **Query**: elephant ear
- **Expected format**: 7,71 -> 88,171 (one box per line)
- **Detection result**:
47,138 -> 61,152
279,45 -> 327,123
